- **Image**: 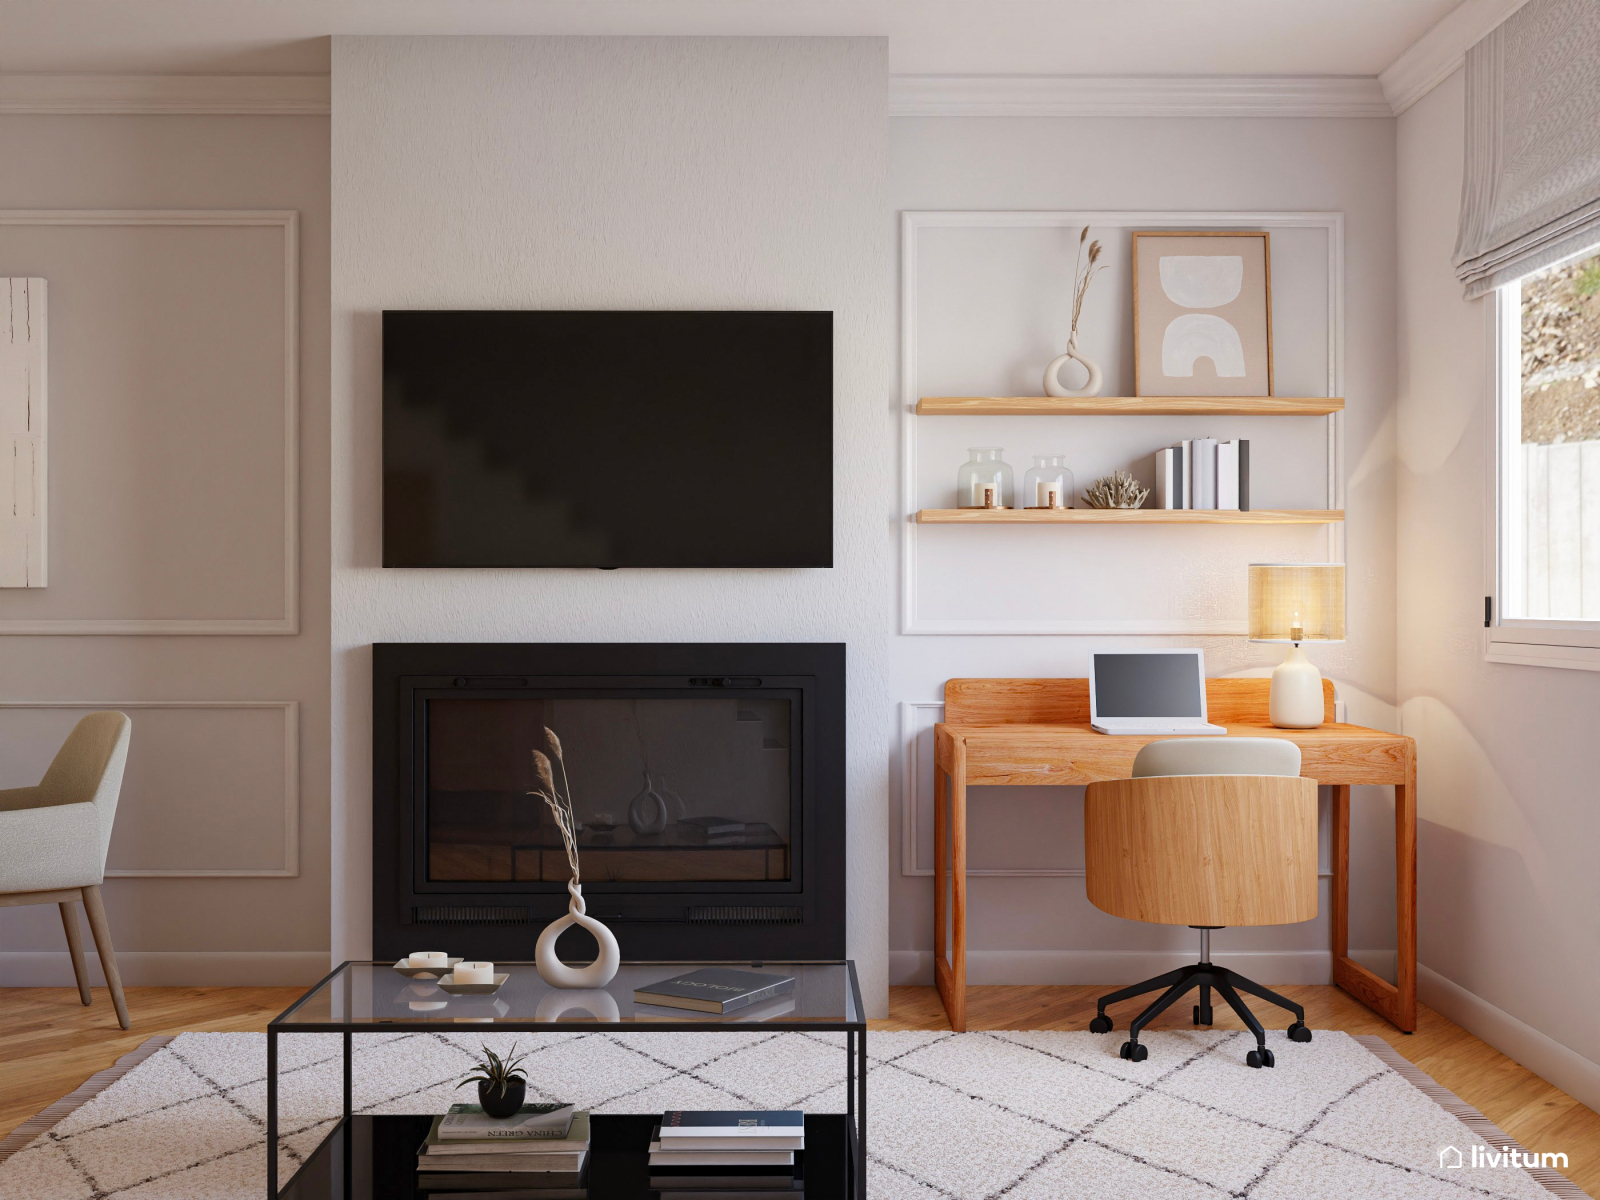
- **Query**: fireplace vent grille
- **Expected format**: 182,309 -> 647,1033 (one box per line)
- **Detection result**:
687,905 -> 803,924
414,905 -> 529,924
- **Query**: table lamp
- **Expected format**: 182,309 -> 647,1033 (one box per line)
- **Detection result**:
1248,563 -> 1345,728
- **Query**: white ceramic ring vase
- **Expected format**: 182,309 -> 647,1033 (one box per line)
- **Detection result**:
1043,337 -> 1103,398
535,881 -> 621,989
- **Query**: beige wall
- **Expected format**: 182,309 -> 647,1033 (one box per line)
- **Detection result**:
0,114 -> 331,984
1396,69 -> 1600,1108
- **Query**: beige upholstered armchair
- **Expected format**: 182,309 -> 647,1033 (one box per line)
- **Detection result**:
0,711 -> 133,1028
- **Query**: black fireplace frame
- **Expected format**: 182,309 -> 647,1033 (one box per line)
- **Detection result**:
372,642 -> 845,963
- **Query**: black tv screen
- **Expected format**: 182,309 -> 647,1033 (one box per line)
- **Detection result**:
382,310 -> 833,568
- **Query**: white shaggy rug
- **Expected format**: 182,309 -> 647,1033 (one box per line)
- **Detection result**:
0,1028 -> 1581,1199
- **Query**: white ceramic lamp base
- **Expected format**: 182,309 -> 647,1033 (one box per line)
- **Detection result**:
1269,644 -> 1324,728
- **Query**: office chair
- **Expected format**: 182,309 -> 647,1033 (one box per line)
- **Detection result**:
1084,737 -> 1317,1068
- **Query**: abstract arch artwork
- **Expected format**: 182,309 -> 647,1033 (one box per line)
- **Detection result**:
1133,231 -> 1273,397
1161,312 -> 1247,377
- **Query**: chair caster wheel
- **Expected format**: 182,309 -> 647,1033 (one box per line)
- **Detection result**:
1193,1004 -> 1213,1026
1246,1047 -> 1276,1069
1089,1014 -> 1113,1034
1120,1041 -> 1148,1062
1287,1022 -> 1312,1043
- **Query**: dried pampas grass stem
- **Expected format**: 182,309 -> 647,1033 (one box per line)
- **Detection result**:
529,729 -> 580,885
1082,470 -> 1150,509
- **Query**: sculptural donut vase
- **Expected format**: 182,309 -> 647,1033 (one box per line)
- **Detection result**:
535,881 -> 621,989
1043,343 -> 1104,398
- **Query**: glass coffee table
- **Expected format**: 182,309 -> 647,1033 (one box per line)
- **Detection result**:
268,960 -> 865,1199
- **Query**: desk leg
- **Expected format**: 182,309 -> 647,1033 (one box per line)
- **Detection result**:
1330,771 -> 1419,1033
933,733 -> 967,1032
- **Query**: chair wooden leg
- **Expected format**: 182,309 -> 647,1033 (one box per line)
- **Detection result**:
80,884 -> 130,1030
59,898 -> 92,1006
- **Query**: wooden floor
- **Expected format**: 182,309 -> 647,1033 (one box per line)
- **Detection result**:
2,984 -> 1595,1195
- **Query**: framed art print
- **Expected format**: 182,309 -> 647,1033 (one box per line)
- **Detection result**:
1132,231 -> 1273,397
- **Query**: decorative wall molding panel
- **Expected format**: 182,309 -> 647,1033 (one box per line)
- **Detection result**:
0,278 -> 46,587
890,74 -> 1393,119
0,700 -> 299,877
901,209 -> 1345,636
0,211 -> 298,634
1379,0 -> 1533,114
0,74 -> 331,115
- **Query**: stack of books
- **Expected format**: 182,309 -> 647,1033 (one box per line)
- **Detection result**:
650,1110 -> 804,1196
1154,438 -> 1250,511
415,1102 -> 588,1198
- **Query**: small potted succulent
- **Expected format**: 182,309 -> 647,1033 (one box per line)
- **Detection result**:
458,1043 -> 530,1118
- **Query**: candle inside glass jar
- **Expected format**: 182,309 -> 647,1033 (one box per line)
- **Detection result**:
408,951 -> 448,968
453,962 -> 495,985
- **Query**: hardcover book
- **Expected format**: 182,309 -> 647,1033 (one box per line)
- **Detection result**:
634,968 -> 796,1014
437,1102 -> 574,1140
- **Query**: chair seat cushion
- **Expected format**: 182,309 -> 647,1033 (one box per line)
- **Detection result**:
0,801 -> 105,892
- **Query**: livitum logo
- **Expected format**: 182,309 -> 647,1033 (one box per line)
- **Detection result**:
1438,1144 -> 1569,1170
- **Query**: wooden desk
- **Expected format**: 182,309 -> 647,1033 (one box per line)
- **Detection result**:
933,677 -> 1416,1033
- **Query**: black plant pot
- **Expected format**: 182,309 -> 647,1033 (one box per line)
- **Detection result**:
477,1076 -> 526,1118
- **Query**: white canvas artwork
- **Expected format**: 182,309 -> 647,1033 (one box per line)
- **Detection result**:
0,278 -> 47,586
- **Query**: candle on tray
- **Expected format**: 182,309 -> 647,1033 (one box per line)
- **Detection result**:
454,961 -> 495,985
407,951 -> 448,968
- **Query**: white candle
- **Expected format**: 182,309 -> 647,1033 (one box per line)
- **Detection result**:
408,951 -> 448,968
454,961 -> 495,985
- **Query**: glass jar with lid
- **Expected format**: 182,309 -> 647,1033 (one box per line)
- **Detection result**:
956,448 -> 1012,508
1023,455 -> 1074,509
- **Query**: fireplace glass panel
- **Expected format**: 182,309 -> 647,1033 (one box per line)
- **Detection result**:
425,696 -> 794,884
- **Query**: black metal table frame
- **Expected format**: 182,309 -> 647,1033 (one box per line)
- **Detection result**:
265,960 -> 866,1200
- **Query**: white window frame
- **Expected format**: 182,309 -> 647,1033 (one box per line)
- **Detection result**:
1486,265 -> 1600,670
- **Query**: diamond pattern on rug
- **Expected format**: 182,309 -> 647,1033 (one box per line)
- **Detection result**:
0,1028 -> 1572,1199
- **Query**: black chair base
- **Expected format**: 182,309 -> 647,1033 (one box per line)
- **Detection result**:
1088,961 -> 1313,1068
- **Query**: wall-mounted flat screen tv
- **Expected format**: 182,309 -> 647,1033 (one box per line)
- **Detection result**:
382,310 -> 832,568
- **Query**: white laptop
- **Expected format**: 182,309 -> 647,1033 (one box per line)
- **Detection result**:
1090,650 -> 1226,736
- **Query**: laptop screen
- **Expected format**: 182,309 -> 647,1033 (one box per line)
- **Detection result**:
1092,653 -> 1205,719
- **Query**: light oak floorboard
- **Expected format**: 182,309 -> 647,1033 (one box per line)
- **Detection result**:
881,984 -> 1599,1197
1,985 -> 1593,1196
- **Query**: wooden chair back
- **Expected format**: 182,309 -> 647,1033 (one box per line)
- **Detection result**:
1084,774 -> 1318,927
943,677 -> 1335,726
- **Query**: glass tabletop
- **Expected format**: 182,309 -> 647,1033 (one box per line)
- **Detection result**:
271,961 -> 862,1031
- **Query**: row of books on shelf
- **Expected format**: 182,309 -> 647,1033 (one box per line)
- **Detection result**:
1153,437 -> 1250,510
415,1104 -> 804,1197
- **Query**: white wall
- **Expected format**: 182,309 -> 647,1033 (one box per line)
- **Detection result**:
0,114 -> 331,985
1396,69 -> 1600,1108
330,37 -> 895,1009
887,114 -> 1401,985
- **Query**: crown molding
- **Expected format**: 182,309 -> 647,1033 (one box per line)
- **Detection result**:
888,74 -> 1392,118
0,74 -> 330,115
1379,0 -> 1533,115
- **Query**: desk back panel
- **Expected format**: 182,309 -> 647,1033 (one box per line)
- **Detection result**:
943,677 -> 1335,726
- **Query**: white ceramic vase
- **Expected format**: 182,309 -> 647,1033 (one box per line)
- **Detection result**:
627,772 -> 668,835
534,881 -> 621,989
1043,334 -> 1103,398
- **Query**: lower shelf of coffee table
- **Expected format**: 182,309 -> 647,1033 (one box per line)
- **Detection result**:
279,1113 -> 852,1199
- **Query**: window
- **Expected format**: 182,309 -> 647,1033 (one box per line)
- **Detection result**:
1490,247 -> 1600,668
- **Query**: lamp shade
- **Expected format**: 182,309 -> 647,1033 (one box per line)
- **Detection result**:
1248,563 -> 1345,642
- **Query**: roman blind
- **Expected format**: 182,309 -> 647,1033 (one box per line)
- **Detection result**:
1453,0 -> 1600,298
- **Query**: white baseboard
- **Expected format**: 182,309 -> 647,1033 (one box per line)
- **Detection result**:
1419,964 -> 1600,1113
889,949 -> 1335,987
0,951 -> 330,987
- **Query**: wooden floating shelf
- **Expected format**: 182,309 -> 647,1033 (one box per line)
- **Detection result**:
916,508 -> 1345,525
916,395 -> 1344,416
